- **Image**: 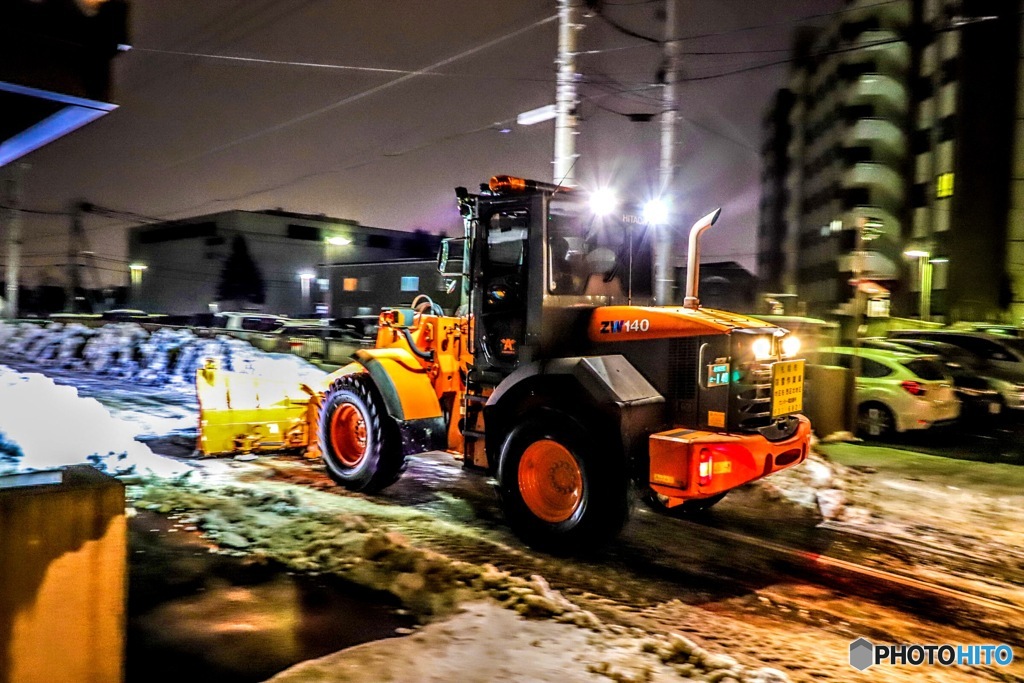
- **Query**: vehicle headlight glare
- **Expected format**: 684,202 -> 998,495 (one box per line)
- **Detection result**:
752,337 -> 772,360
781,335 -> 801,358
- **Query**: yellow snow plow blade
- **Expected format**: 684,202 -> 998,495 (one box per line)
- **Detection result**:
195,361 -> 319,457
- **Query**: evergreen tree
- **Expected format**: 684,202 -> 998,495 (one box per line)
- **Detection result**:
217,234 -> 266,306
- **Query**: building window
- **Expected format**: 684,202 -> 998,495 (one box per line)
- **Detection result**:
842,104 -> 875,122
913,76 -> 934,100
939,58 -> 957,85
286,224 -> 320,241
938,114 -> 956,141
343,278 -> 358,292
936,172 -> 954,199
400,276 -> 419,292
841,188 -> 870,210
911,182 -> 929,208
912,128 -> 932,154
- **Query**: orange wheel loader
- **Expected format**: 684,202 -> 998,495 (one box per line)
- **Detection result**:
196,175 -> 812,553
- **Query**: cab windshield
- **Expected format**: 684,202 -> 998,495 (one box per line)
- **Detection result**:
546,197 -> 653,300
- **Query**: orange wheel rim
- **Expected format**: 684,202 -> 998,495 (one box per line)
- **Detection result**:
329,403 -> 368,467
519,439 -> 583,523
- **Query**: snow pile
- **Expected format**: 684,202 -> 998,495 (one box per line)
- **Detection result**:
752,451 -> 863,522
131,476 -> 792,683
0,321 -> 326,388
0,365 -> 190,478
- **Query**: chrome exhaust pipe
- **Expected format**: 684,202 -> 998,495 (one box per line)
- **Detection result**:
683,208 -> 721,309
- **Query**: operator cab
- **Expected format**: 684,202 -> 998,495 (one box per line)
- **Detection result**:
449,176 -> 657,375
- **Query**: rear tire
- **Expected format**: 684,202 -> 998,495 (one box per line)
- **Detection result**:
857,402 -> 895,439
497,409 -> 629,554
318,373 -> 404,491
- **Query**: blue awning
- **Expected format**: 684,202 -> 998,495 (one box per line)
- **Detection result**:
0,80 -> 117,167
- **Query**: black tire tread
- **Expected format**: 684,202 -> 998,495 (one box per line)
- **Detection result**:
317,373 -> 405,492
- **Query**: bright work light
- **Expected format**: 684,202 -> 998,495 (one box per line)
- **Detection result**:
643,198 -> 669,225
589,188 -> 617,216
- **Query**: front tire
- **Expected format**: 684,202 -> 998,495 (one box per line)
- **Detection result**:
497,410 -> 629,554
318,373 -> 404,491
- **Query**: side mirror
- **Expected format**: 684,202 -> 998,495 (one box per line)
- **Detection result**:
437,237 -> 467,277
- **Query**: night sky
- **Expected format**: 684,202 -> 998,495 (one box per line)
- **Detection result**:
13,0 -> 841,288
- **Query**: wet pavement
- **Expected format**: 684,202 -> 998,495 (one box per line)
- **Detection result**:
127,511 -> 414,683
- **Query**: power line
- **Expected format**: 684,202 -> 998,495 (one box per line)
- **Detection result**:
160,12 -> 559,171
578,0 -> 902,56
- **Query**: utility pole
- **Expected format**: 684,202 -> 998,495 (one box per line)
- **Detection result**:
66,202 -> 86,312
847,217 -> 867,432
553,0 -> 580,187
2,165 -> 25,319
654,0 -> 680,304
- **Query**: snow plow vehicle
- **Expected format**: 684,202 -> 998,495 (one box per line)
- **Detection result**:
196,175 -> 811,551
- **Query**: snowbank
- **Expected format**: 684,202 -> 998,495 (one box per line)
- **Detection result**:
0,321 -> 326,388
0,365 -> 190,477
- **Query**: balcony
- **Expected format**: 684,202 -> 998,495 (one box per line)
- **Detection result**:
843,118 -> 907,164
847,30 -> 910,76
842,162 -> 905,210
842,205 -> 902,243
846,73 -> 909,119
837,250 -> 900,280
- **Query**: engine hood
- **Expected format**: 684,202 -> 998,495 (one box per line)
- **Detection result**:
588,306 -> 780,342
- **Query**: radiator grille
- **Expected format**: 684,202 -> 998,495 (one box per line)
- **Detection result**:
732,362 -> 773,430
666,338 -> 698,419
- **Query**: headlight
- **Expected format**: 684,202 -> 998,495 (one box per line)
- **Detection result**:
752,337 -> 772,360
781,335 -> 801,358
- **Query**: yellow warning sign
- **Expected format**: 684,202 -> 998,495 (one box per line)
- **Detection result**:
771,360 -> 804,417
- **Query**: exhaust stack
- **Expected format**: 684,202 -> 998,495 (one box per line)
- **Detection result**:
683,208 -> 722,310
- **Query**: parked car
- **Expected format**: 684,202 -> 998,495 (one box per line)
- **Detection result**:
816,347 -> 961,438
264,325 -> 366,365
949,322 -> 1022,338
887,330 -> 1024,412
331,314 -> 380,340
861,338 -> 1003,422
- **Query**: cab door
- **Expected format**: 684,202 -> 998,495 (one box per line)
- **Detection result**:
473,202 -> 532,374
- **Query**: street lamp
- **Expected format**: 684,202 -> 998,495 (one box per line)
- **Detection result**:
128,263 -> 147,309
128,263 -> 147,285
903,249 -> 932,321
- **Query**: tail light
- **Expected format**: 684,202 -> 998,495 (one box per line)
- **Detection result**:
698,448 -> 713,486
901,380 -> 925,396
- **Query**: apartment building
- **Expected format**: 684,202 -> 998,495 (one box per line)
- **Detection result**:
759,0 -> 1023,323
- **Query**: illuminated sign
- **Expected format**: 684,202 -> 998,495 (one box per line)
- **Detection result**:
707,363 -> 731,387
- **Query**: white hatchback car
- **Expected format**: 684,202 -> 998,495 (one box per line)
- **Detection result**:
817,347 -> 961,438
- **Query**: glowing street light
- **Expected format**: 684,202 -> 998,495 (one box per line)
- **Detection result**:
128,263 -> 147,286
325,235 -> 352,246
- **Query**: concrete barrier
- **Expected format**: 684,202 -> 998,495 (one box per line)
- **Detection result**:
804,365 -> 852,437
0,466 -> 125,683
